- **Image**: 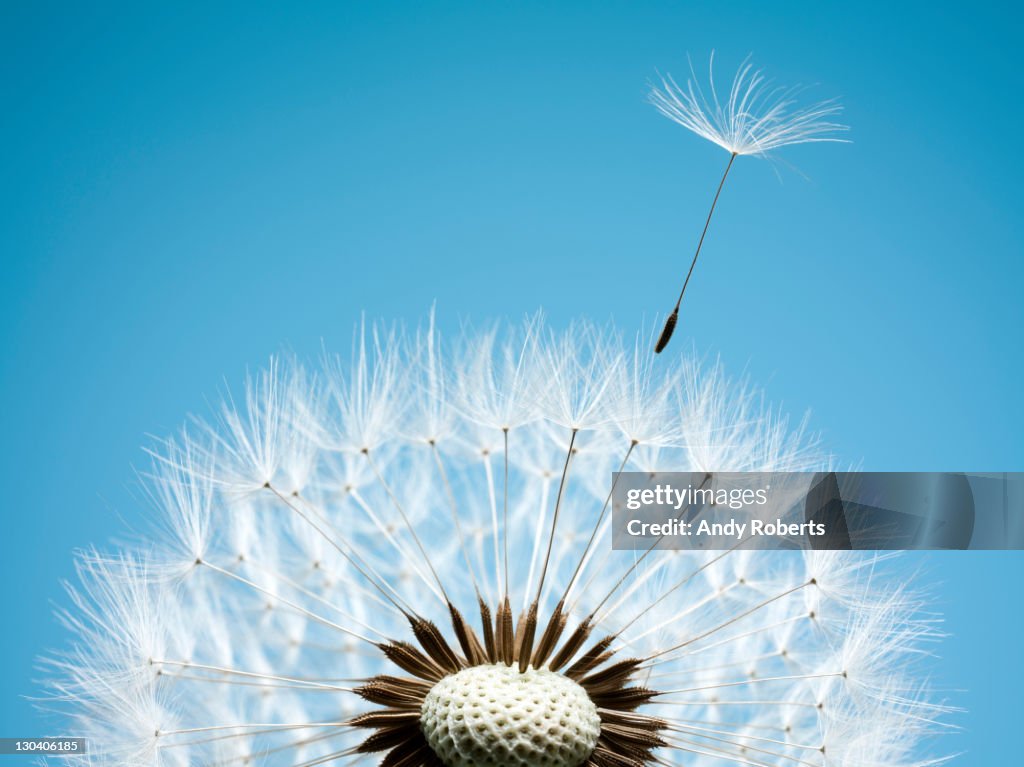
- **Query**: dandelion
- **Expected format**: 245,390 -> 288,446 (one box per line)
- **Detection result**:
648,55 -> 849,353
45,316 -> 945,766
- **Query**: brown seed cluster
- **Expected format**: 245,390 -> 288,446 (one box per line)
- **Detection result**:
349,596 -> 667,767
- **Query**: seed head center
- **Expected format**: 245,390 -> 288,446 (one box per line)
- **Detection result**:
420,663 -> 601,767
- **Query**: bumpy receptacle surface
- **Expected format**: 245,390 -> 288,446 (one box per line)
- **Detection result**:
420,663 -> 601,767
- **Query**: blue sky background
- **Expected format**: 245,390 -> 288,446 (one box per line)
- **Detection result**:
1,1 -> 1022,761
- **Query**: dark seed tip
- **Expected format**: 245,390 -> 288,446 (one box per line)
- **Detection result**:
654,310 -> 679,354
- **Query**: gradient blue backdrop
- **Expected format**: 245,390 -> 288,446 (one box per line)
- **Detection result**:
2,1 -> 1021,761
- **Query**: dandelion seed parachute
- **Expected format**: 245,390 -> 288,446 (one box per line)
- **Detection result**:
45,316 -> 946,766
649,54 -> 849,353
649,54 -> 849,159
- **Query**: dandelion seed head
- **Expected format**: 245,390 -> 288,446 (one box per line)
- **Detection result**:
44,315 -> 946,767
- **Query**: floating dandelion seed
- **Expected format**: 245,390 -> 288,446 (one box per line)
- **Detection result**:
649,55 -> 849,353
46,316 -> 946,766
